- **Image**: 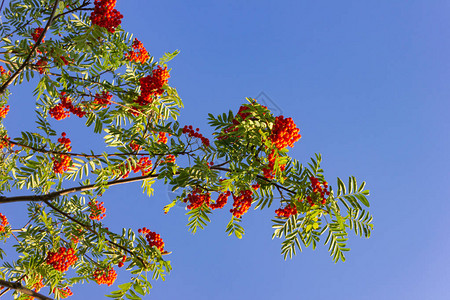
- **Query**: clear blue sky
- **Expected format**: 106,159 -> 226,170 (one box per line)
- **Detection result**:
3,0 -> 450,299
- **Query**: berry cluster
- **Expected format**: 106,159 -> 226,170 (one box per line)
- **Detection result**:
135,66 -> 170,106
157,132 -> 168,144
24,278 -> 45,300
54,287 -> 73,299
88,200 -> 106,221
269,115 -> 301,149
0,66 -> 10,78
129,140 -> 141,152
275,204 -> 298,218
49,92 -> 86,120
52,155 -> 71,174
36,58 -> 47,74
138,228 -> 165,252
262,150 -> 285,180
0,105 -> 9,118
183,188 -> 211,210
164,154 -> 176,163
134,157 -> 153,175
93,91 -> 112,108
0,135 -> 10,150
118,255 -> 127,268
252,183 -> 260,190
0,213 -> 9,232
46,247 -> 78,272
32,27 -> 44,42
230,190 -> 253,218
52,132 -> 72,174
121,157 -> 153,178
305,176 -> 330,207
58,132 -> 72,152
209,191 -> 231,210
233,105 -> 252,125
126,38 -> 150,64
90,0 -> 123,33
93,268 -> 117,286
182,125 -> 210,147
183,189 -> 231,210
58,55 -> 70,66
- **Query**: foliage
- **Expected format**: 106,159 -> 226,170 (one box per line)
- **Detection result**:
0,0 -> 373,299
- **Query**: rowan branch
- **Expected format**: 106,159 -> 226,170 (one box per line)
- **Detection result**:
42,199 -> 149,268
0,172 -> 163,204
0,0 -> 61,94
0,279 -> 54,300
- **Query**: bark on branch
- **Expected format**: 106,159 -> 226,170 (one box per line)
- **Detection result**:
0,279 -> 54,300
0,172 -> 161,204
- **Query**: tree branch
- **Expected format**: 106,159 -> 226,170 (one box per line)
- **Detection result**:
0,0 -> 61,94
0,279 -> 54,300
0,172 -> 163,204
42,199 -> 149,268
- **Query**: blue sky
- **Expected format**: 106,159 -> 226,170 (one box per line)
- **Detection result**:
3,0 -> 450,299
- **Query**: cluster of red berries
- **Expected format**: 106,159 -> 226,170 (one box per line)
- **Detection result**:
252,183 -> 260,190
53,287 -> 73,299
157,132 -> 168,144
134,157 -> 153,176
164,154 -> 176,163
121,157 -> 153,178
93,268 -> 117,286
90,0 -> 123,33
93,91 -> 112,108
209,191 -> 231,210
118,255 -> 127,268
135,66 -> 170,106
0,66 -> 10,77
58,55 -> 70,66
57,132 -> 72,151
233,105 -> 252,125
36,58 -> 47,74
52,155 -> 71,174
49,92 -> 86,120
0,105 -> 9,118
31,27 -> 44,42
0,135 -> 10,150
126,38 -> 150,64
306,176 -> 330,207
46,247 -> 78,272
129,141 -> 141,152
52,132 -> 72,174
269,115 -> 301,149
275,203 -> 298,218
230,190 -> 253,218
138,227 -> 165,252
23,277 -> 45,300
262,150 -> 285,180
183,189 -> 231,210
88,200 -> 106,221
183,188 -> 211,210
0,213 -> 9,232
182,125 -> 210,147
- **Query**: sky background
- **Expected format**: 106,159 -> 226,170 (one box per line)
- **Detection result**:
2,0 -> 450,299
